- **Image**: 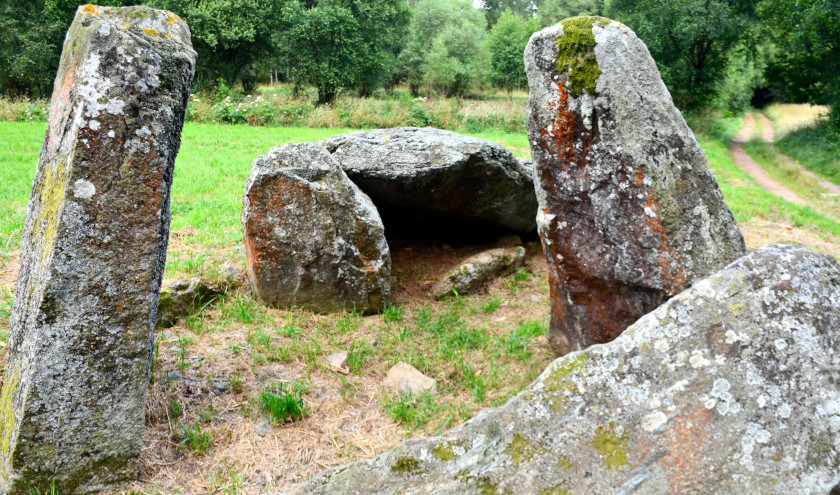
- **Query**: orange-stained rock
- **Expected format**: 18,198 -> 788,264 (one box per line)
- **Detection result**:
524,17 -> 746,354
242,143 -> 390,313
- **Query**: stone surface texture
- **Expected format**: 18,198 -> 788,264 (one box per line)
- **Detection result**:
525,17 -> 746,354
156,278 -> 224,328
280,245 -> 840,495
0,5 -> 194,493
383,362 -> 437,397
322,127 -> 537,233
431,246 -> 526,299
242,143 -> 391,313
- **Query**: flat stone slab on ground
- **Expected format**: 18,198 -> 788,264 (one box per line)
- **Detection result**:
383,362 -> 437,397
279,244 -> 840,494
431,246 -> 526,299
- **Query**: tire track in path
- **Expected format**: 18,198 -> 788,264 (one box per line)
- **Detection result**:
756,111 -> 840,197
729,112 -> 807,206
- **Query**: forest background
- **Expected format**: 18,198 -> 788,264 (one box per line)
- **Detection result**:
0,0 -> 837,127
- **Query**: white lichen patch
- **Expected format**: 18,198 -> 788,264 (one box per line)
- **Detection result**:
72,179 -> 96,200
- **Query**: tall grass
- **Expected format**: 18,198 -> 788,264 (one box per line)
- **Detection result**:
764,103 -> 840,186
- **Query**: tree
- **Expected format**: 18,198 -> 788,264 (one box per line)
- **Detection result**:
0,0 -> 129,97
538,0 -> 604,27
608,0 -> 757,109
487,10 -> 540,93
481,0 -> 539,28
759,0 -> 840,129
149,0 -> 281,91
278,0 -> 410,104
398,0 -> 486,96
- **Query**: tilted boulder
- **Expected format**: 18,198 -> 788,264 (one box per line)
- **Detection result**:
431,246 -> 526,299
322,127 -> 537,233
0,5 -> 195,493
525,17 -> 746,354
242,143 -> 390,313
279,245 -> 840,494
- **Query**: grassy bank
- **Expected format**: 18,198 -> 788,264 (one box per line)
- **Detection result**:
765,103 -> 840,186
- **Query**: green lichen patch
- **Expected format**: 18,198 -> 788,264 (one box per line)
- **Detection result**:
591,421 -> 630,470
503,433 -> 547,467
390,456 -> 423,475
433,440 -> 465,462
545,353 -> 587,414
539,482 -> 573,495
556,16 -> 612,96
556,453 -> 574,472
0,365 -> 21,480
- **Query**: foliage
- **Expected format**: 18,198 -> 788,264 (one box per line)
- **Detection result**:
608,0 -> 757,109
539,0 -> 605,27
150,0 -> 280,91
0,0 -> 129,97
398,0 -> 486,96
759,0 -> 840,129
481,0 -> 539,28
277,0 -> 410,104
487,11 -> 540,93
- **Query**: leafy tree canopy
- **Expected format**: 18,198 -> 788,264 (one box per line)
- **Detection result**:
487,10 -> 540,93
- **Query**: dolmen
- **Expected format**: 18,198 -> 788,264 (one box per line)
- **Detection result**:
0,5 -> 194,493
243,129 -> 540,312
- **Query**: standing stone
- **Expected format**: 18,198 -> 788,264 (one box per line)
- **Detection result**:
0,5 -> 195,493
525,17 -> 746,354
242,143 -> 391,313
279,245 -> 840,495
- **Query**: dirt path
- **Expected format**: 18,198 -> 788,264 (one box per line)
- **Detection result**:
729,112 -> 807,206
758,111 -> 840,197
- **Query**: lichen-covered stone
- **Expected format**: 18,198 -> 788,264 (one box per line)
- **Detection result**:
156,278 -> 224,328
431,246 -> 526,299
525,17 -> 746,353
0,5 -> 195,493
242,143 -> 391,313
322,127 -> 537,233
278,245 -> 840,494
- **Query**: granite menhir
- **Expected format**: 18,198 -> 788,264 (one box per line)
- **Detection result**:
524,17 -> 745,354
0,5 -> 195,493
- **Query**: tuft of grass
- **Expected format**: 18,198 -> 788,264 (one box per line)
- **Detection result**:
500,320 -> 547,361
380,390 -> 438,428
177,421 -> 212,454
347,340 -> 375,374
381,302 -> 404,324
481,294 -> 501,314
260,380 -> 310,424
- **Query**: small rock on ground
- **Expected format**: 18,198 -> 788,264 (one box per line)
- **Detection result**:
383,362 -> 437,397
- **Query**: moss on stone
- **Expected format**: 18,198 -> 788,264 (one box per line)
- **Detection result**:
591,421 -> 630,470
555,17 -> 612,96
390,456 -> 422,475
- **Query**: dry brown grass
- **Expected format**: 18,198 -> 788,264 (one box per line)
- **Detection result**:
765,103 -> 829,139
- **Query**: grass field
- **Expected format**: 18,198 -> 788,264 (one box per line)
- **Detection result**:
1,116 -> 838,493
